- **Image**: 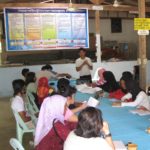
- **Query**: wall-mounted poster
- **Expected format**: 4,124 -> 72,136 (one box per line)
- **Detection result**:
4,8 -> 89,51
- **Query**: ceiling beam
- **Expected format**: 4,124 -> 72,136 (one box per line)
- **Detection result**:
89,0 -> 104,5
0,3 -> 149,12
123,0 -> 137,6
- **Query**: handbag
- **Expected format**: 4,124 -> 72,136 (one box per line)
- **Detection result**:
53,119 -> 64,145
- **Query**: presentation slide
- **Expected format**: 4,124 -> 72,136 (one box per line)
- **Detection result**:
4,8 -> 89,51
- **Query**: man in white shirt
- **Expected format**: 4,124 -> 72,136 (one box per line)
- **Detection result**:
36,65 -> 57,83
75,48 -> 93,83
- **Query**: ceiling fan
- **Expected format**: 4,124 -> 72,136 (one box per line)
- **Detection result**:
90,0 -> 131,7
102,0 -> 124,7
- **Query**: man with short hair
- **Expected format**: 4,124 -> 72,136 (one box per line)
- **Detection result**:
36,64 -> 71,83
75,48 -> 93,83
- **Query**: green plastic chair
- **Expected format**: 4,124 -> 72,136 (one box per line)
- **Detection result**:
9,138 -> 25,150
26,92 -> 39,115
12,109 -> 35,144
26,92 -> 39,125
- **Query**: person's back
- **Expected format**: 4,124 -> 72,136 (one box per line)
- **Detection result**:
36,64 -> 58,83
27,82 -> 37,94
35,121 -> 75,150
37,77 -> 51,105
64,131 -> 112,150
36,70 -> 56,83
64,107 -> 114,150
34,95 -> 76,150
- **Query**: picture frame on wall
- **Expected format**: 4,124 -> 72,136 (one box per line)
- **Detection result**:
111,18 -> 122,33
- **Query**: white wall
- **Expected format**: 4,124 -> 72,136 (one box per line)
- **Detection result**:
89,19 -> 138,44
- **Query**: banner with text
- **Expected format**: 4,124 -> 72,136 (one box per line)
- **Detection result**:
4,8 -> 89,51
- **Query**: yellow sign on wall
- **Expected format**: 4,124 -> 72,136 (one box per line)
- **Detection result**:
134,18 -> 150,30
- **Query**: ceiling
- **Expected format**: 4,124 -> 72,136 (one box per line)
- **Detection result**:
0,0 -> 149,7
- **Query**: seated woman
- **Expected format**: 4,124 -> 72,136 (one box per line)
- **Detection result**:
25,72 -> 40,108
100,71 -> 119,93
57,78 -> 87,122
113,80 -> 150,111
122,71 -> 133,80
64,107 -> 115,150
11,79 -> 34,129
119,71 -> 133,101
26,72 -> 37,94
34,95 -> 77,150
37,77 -> 55,106
92,67 -> 106,87
98,71 -> 124,100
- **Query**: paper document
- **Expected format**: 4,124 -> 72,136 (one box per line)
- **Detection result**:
87,97 -> 99,107
130,109 -> 150,116
76,84 -> 102,94
113,141 -> 127,150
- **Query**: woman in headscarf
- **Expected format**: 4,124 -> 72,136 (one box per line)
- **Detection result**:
113,80 -> 150,110
100,71 -> 119,93
119,71 -> 133,101
92,68 -> 106,87
37,77 -> 54,105
97,68 -> 106,85
99,71 -> 126,100
34,95 -> 77,150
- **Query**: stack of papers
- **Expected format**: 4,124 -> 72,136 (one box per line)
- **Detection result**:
76,84 -> 102,94
130,109 -> 150,116
113,141 -> 127,150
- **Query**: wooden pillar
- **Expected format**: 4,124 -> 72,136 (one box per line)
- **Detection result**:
95,10 -> 101,62
91,0 -> 103,62
138,0 -> 147,89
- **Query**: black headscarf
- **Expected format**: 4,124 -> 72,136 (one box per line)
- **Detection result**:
125,80 -> 143,100
120,72 -> 133,94
100,71 -> 119,92
122,71 -> 133,80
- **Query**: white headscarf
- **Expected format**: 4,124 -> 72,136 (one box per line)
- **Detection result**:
92,67 -> 106,85
34,95 -> 67,146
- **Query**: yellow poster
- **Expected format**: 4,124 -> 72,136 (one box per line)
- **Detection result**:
134,18 -> 150,30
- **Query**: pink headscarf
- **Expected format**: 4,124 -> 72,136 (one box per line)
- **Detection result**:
34,95 -> 67,146
96,68 -> 106,85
